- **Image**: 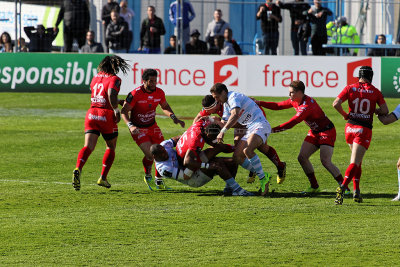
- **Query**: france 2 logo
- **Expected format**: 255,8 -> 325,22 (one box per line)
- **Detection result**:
214,57 -> 239,86
347,58 -> 372,85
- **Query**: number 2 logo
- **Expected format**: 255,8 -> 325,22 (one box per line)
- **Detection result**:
214,57 -> 239,86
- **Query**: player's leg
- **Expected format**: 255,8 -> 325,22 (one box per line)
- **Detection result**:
243,133 -> 272,196
393,157 -> 400,201
138,141 -> 158,190
97,133 -> 118,189
297,141 -> 320,193
257,144 -> 286,184
319,145 -> 345,187
73,132 -> 99,191
235,128 -> 257,183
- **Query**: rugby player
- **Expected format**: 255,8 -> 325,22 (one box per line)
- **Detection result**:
210,83 -> 273,196
333,66 -> 388,204
255,80 -> 345,195
121,69 -> 185,190
72,55 -> 130,190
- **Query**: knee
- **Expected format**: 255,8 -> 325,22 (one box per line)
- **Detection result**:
233,153 -> 243,165
243,147 -> 253,158
320,158 -> 331,168
297,154 -> 305,164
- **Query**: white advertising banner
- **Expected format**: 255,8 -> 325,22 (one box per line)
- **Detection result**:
117,54 -> 381,97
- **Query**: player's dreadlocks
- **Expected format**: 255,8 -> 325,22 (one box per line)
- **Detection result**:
97,55 -> 130,75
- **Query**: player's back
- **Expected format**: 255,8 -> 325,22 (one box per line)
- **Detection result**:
340,82 -> 385,127
296,95 -> 331,130
176,120 -> 209,159
90,72 -> 120,110
223,91 -> 266,125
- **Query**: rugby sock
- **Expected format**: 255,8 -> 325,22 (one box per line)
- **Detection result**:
353,164 -> 362,191
225,177 -> 241,192
76,146 -> 92,170
142,157 -> 153,176
265,146 -> 284,169
397,169 -> 400,194
101,148 -> 115,179
241,158 -> 256,172
334,174 -> 344,185
342,163 -> 358,188
248,154 -> 265,179
306,172 -> 319,189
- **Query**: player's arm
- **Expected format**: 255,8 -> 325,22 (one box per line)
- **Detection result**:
378,104 -> 400,125
108,88 -> 121,123
332,97 -> 349,120
121,95 -> 139,135
170,135 -> 181,146
272,109 -> 307,133
160,101 -> 185,128
256,99 -> 292,110
182,150 -> 201,180
216,107 -> 240,143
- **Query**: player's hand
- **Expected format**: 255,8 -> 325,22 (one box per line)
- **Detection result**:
114,110 -> 121,123
129,125 -> 140,135
118,99 -> 125,106
174,118 -> 185,128
216,132 -> 224,144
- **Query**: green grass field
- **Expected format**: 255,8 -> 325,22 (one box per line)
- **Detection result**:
1,92 -> 400,265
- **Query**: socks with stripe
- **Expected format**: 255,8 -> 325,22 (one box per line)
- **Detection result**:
241,158 -> 256,172
101,148 -> 115,179
342,163 -> 358,188
248,154 -> 265,180
76,146 -> 92,170
225,177 -> 241,192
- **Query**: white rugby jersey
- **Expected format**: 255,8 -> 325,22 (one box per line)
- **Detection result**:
155,139 -> 182,180
222,91 -> 267,126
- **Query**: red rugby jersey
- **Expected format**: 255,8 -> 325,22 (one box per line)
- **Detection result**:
176,120 -> 211,160
125,85 -> 166,127
90,72 -> 121,110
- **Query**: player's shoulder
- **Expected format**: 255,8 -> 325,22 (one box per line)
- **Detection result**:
155,87 -> 166,97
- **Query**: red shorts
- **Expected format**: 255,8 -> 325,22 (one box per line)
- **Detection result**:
345,123 -> 372,149
131,123 -> 164,146
304,127 -> 336,147
84,108 -> 117,134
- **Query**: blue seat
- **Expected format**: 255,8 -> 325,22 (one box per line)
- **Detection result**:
237,34 -> 262,55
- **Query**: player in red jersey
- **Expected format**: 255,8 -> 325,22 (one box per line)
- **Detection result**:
176,119 -> 253,196
193,95 -> 286,185
72,55 -> 130,190
121,68 -> 185,190
333,66 -> 388,204
256,80 -> 344,195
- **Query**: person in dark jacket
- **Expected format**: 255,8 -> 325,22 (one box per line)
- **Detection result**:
185,29 -> 208,54
306,0 -> 332,56
276,0 -> 310,55
164,35 -> 181,54
106,10 -> 129,53
24,25 -> 58,52
81,30 -> 104,53
256,0 -> 282,55
139,6 -> 166,54
102,0 -> 120,52
54,0 -> 90,52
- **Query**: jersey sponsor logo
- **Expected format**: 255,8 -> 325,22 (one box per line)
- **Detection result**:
347,58 -> 372,85
346,127 -> 363,134
148,96 -> 153,99
126,93 -> 133,103
137,111 -> 156,122
351,87 -> 374,94
349,112 -> 370,119
91,97 -> 106,103
137,100 -> 147,103
88,113 -> 107,121
214,57 -> 239,86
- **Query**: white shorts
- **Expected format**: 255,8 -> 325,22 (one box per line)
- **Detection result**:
178,170 -> 213,188
241,121 -> 271,144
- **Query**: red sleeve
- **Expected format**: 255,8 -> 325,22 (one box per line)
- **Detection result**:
337,86 -> 349,102
110,76 -> 121,93
258,99 -> 293,110
158,88 -> 167,105
272,106 -> 310,132
199,109 -> 210,116
126,90 -> 137,107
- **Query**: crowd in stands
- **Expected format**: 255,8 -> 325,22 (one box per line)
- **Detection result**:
0,0 -> 398,56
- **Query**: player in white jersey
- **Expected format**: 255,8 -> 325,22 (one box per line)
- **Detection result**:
210,83 -> 272,196
377,104 -> 400,201
151,135 -> 254,196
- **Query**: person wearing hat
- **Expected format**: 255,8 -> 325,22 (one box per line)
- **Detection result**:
327,16 -> 360,56
185,29 -> 208,54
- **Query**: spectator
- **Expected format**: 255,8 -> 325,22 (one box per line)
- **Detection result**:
24,25 -> 58,52
185,29 -> 208,54
256,0 -> 282,55
368,34 -> 395,57
119,0 -> 134,52
139,6 -> 166,54
330,17 -> 360,56
205,9 -> 230,49
55,0 -> 90,52
81,30 -> 104,53
276,0 -> 311,56
0,32 -> 13,52
106,10 -> 129,53
224,28 -> 242,55
18,37 -> 28,52
306,0 -> 332,56
164,35 -> 181,54
102,0 -> 120,52
208,35 -> 226,55
169,0 -> 196,52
